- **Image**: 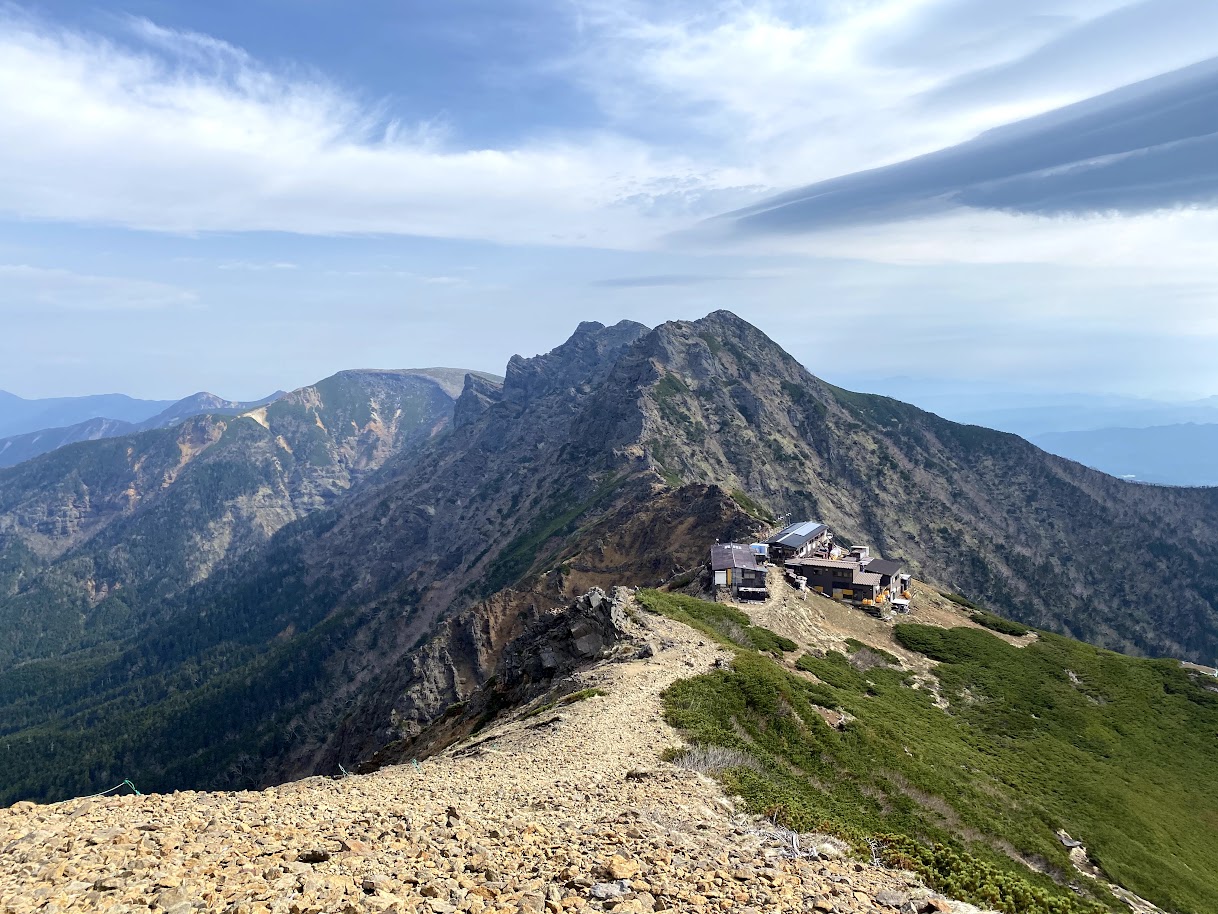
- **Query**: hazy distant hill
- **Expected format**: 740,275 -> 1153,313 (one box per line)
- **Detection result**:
847,379 -> 1218,437
0,391 -> 285,469
0,390 -> 174,439
959,402 -> 1218,437
1033,423 -> 1218,486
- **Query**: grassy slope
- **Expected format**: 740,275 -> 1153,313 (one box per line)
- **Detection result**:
642,590 -> 1218,914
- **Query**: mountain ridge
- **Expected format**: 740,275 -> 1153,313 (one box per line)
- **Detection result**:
0,390 -> 283,469
1,311 -> 1217,810
0,368 -> 505,469
0,368 -> 482,671
0,391 -> 176,440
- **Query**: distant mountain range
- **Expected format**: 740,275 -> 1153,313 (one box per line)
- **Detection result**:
843,377 -> 1218,437
1033,423 -> 1218,486
0,391 -> 285,469
0,390 -> 176,438
847,379 -> 1218,486
0,369 -> 502,469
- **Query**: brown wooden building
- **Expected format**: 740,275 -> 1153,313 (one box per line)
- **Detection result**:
711,543 -> 769,600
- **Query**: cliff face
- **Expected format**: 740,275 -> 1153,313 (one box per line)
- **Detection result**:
2,312 -> 1218,805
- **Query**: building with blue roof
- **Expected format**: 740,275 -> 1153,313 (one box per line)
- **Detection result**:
765,521 -> 832,562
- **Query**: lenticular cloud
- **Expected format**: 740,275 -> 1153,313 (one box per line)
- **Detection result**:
721,57 -> 1218,234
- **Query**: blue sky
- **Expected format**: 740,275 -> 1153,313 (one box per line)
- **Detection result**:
1,0 -> 1217,401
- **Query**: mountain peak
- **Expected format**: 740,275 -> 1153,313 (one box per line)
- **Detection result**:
503,319 -> 650,406
694,308 -> 752,330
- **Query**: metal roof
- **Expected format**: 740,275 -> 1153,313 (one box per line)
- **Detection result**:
768,521 -> 828,549
787,557 -> 859,570
711,543 -> 761,572
852,571 -> 883,587
862,558 -> 903,577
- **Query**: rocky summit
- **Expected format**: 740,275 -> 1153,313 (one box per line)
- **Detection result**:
0,598 -> 975,914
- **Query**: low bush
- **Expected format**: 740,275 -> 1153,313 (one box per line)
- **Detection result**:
637,590 -> 795,655
942,592 -> 981,610
665,744 -> 763,775
649,593 -> 1218,914
970,610 -> 1031,637
843,638 -> 900,666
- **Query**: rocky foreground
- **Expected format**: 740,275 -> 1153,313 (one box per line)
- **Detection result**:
1,610 -> 981,914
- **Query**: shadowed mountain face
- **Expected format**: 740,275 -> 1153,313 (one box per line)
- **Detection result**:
1,312 -> 1217,804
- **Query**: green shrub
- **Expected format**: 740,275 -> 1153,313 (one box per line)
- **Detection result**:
970,610 -> 1031,636
638,590 -> 794,655
844,638 -> 900,665
941,593 -> 1033,636
651,593 -> 1218,914
942,591 -> 981,610
729,489 -> 775,523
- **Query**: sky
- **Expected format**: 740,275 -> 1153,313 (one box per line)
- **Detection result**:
1,0 -> 1217,402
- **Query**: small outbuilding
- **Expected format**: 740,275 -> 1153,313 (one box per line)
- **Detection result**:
711,543 -> 769,600
786,554 -> 908,611
860,558 -> 906,601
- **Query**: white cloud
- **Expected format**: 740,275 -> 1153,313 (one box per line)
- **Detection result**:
574,0 -> 1218,185
0,264 -> 197,311
0,0 -> 1216,270
712,206 -> 1218,273
217,261 -> 299,271
0,9 -> 760,248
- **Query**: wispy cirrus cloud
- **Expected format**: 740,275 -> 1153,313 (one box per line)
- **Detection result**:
591,273 -> 732,288
2,0 -> 1218,263
0,6 -> 760,248
570,0 -> 1218,184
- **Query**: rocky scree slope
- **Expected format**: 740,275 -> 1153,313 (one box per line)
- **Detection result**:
0,595 -> 977,914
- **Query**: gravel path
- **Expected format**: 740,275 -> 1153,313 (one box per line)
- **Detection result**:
1,609 -> 976,914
